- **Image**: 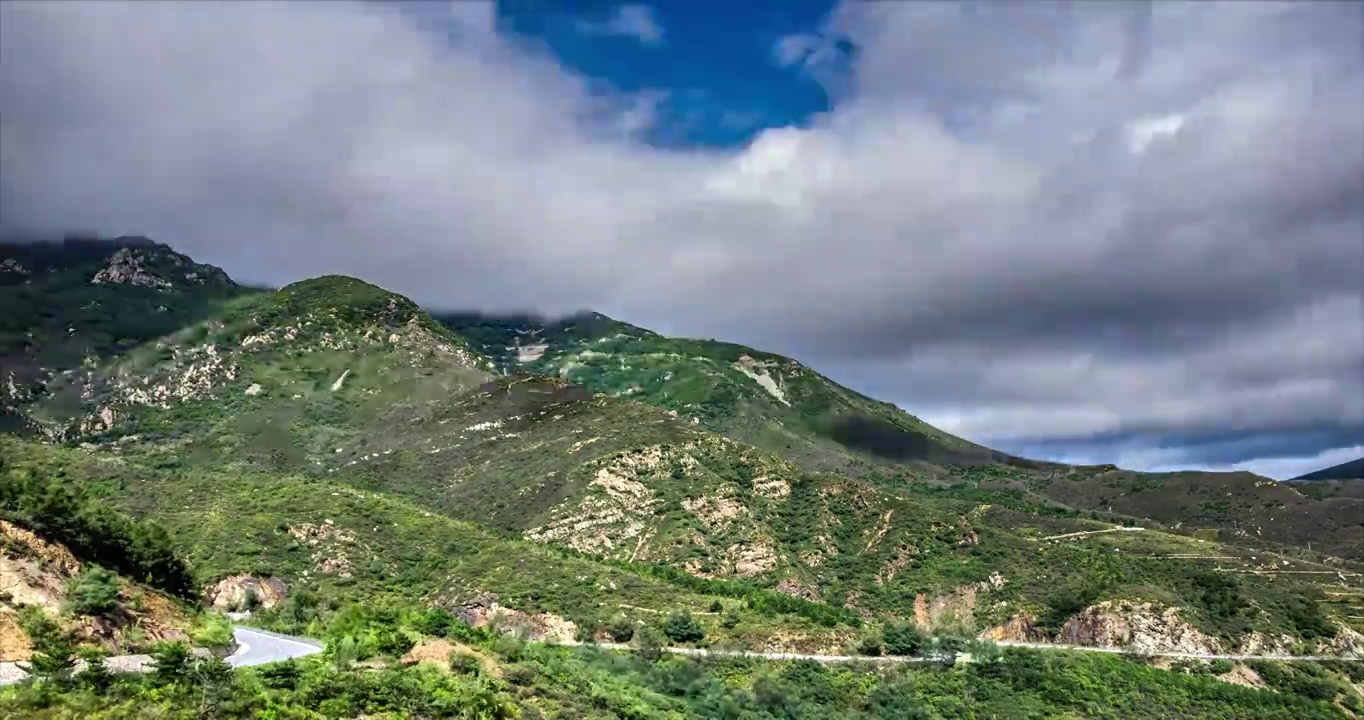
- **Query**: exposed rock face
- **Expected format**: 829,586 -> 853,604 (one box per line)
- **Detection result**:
682,494 -> 749,531
1237,631 -> 1298,656
774,577 -> 822,603
1056,601 -> 1224,655
205,575 -> 289,612
448,592 -> 578,644
979,612 -> 1048,643
0,520 -> 82,608
1218,663 -> 1266,689
91,248 -> 172,289
1323,626 -> 1364,655
731,541 -> 778,577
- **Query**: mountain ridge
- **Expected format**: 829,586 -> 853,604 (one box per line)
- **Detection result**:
3,236 -> 1362,665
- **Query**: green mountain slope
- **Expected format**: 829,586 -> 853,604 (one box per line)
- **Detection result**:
1,255 -> 1354,657
438,311 -> 1001,472
437,313 -> 1364,564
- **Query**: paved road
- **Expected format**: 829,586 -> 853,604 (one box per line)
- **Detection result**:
225,626 -> 324,668
590,640 -> 1361,664
0,626 -> 323,685
2,627 -> 1356,686
994,639 -> 1362,662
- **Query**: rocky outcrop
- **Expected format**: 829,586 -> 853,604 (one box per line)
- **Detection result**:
91,248 -> 172,289
774,577 -> 822,603
288,521 -> 365,578
979,612 -> 1048,643
1237,631 -> 1298,656
0,258 -> 29,276
205,575 -> 289,612
1322,626 -> 1364,655
1056,601 -> 1223,655
447,592 -> 578,644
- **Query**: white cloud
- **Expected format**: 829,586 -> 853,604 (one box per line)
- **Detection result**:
1102,444 -> 1364,481
1,1 -> 1359,469
577,4 -> 664,46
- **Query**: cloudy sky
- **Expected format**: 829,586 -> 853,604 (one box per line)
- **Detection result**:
2,0 -> 1361,478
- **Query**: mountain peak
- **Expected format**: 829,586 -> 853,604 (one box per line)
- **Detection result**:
0,234 -> 235,292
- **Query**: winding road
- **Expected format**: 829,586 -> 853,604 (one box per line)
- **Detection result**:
595,640 -> 1362,664
224,626 -> 324,667
1,625 -> 1358,686
0,626 -> 323,685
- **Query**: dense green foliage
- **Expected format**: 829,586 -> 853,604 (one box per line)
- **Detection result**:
66,567 -> 121,618
4,602 -> 1356,719
0,459 -> 195,598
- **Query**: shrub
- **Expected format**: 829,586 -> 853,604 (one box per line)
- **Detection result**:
449,651 -> 483,676
19,607 -> 76,682
662,611 -> 705,644
883,622 -> 927,657
66,566 -> 121,618
149,641 -> 194,686
75,646 -> 113,692
634,625 -> 665,663
606,615 -> 636,643
855,631 -> 884,657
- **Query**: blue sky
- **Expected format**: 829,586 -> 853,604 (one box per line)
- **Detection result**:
3,1 -> 1361,478
493,0 -> 840,148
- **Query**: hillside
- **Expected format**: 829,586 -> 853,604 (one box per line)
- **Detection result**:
0,465 -> 230,664
1,237 -> 1361,670
438,312 -> 1364,563
0,237 -> 255,437
1296,458 -> 1364,482
438,311 -> 999,471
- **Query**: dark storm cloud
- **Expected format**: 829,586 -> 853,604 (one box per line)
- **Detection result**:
1,1 -> 1360,477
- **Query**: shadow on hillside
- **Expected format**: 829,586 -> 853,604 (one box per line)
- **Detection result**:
825,415 -> 1058,470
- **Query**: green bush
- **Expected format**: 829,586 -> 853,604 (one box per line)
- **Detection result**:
661,611 -> 705,644
449,651 -> 483,676
67,567 -> 121,618
883,622 -> 926,656
18,607 -> 76,682
606,615 -> 636,643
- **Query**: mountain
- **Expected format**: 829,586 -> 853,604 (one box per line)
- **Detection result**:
437,312 -> 1364,563
2,237 -> 1362,665
1294,457 -> 1364,482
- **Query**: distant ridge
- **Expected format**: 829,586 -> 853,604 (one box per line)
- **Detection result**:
1291,456 -> 1364,481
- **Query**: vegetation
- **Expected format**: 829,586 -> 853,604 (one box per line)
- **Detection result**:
0,458 -> 195,598
2,239 -> 1362,717
66,567 -> 121,618
4,601 -> 1357,719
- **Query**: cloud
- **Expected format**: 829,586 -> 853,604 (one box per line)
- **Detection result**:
576,4 -> 664,46
2,1 -> 1360,475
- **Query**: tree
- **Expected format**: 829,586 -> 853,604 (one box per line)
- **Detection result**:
883,622 -> 927,657
150,641 -> 194,686
634,625 -> 665,663
662,611 -> 706,644
18,607 -> 76,683
76,646 -> 114,692
67,566 -> 121,617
